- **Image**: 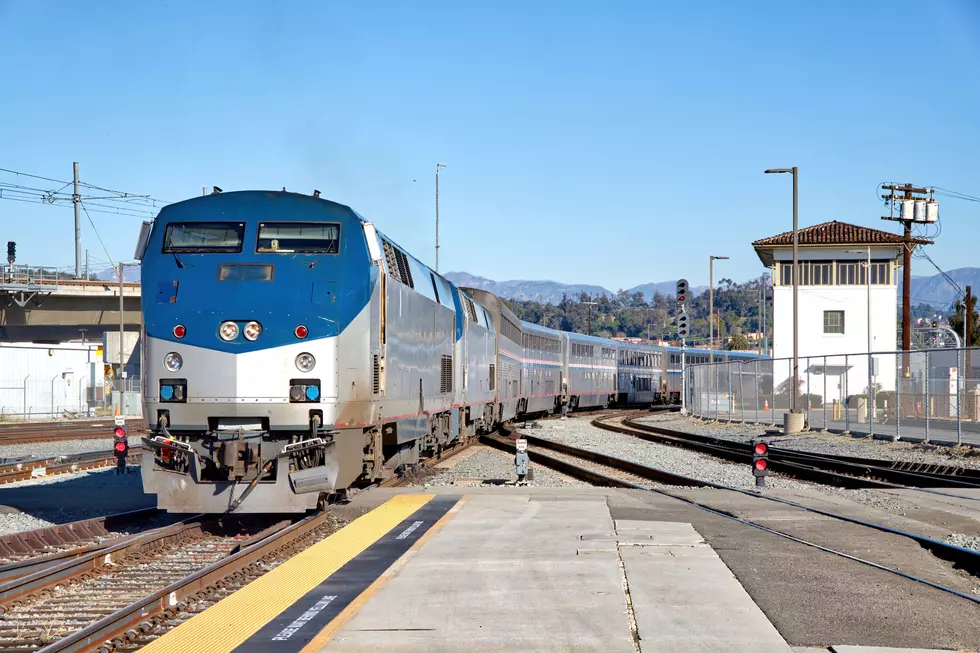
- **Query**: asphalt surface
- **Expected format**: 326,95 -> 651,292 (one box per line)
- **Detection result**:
348,486 -> 980,651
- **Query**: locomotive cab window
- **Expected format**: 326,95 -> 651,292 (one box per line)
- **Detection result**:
257,222 -> 340,253
163,222 -> 245,253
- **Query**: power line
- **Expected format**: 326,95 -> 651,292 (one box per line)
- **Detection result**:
931,186 -> 980,203
79,201 -> 116,271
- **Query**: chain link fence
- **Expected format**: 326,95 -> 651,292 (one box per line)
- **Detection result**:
0,375 -> 142,421
685,348 -> 980,446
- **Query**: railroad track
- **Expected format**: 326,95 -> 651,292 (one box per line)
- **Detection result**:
599,413 -> 980,489
380,433 -> 481,487
481,429 -> 980,605
0,511 -> 340,652
0,420 -> 146,447
0,448 -> 143,485
0,509 -> 178,584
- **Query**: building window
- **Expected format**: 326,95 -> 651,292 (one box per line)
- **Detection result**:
823,310 -> 844,334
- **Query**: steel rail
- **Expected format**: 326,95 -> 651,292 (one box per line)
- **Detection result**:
0,508 -> 166,583
0,447 -> 143,484
42,511 -> 329,653
618,416 -> 980,489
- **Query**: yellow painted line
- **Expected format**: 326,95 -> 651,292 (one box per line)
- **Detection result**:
299,496 -> 467,652
140,494 -> 435,653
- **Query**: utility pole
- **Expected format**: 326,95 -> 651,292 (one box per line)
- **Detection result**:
880,183 -> 935,363
73,162 -> 82,279
709,255 -> 729,350
584,297 -> 598,336
435,163 -> 446,273
966,286 -> 973,405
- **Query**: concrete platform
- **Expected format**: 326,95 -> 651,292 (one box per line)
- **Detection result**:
322,494 -> 791,652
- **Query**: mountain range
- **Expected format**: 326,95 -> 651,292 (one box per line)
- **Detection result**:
444,272 -> 708,304
447,268 -> 980,308
93,265 -> 980,309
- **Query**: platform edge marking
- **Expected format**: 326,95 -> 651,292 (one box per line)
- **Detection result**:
299,495 -> 468,652
138,494 -> 435,653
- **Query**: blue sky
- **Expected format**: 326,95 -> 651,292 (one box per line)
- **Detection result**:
1,0 -> 978,289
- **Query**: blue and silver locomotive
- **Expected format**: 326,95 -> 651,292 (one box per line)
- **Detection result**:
136,189 -> 764,513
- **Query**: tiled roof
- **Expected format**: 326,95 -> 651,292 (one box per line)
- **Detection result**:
752,220 -> 931,247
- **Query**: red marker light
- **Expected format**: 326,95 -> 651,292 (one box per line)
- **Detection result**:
114,441 -> 127,453
114,427 -> 127,438
173,325 -> 186,338
295,325 -> 309,339
754,442 -> 768,456
754,459 -> 768,472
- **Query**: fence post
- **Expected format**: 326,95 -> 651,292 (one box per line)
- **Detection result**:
896,353 -> 902,441
957,348 -> 963,445
806,359 -> 811,427
823,355 -> 828,430
924,351 -> 930,443
844,354 -> 850,434
770,360 -> 776,426
739,363 -> 745,423
728,363 -> 733,421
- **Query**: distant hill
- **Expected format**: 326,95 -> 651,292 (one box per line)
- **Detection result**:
905,267 -> 980,309
445,272 -> 707,304
445,272 -> 611,304
447,267 -> 980,310
95,266 -> 141,282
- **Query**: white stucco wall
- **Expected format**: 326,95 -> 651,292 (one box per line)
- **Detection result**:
769,245 -> 900,402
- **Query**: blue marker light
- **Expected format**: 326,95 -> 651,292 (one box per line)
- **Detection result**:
305,385 -> 320,401
160,385 -> 174,400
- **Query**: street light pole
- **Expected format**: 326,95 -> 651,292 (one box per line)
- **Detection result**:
435,163 -> 446,273
765,166 -> 800,420
709,255 -> 729,350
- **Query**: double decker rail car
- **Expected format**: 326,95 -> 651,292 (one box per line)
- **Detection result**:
136,189 -> 766,513
617,342 -> 667,405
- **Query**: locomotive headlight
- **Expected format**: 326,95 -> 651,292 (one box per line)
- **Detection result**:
244,321 -> 262,341
295,353 -> 316,372
218,321 -> 239,341
164,352 -> 183,372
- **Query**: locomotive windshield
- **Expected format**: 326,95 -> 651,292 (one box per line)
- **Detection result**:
163,222 -> 245,253
257,222 -> 340,253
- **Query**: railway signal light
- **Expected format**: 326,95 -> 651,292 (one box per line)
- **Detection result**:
752,440 -> 769,488
6,241 -> 14,266
677,313 -> 689,339
676,278 -> 689,304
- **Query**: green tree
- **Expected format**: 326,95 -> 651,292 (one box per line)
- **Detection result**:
727,332 -> 748,350
948,294 -> 980,347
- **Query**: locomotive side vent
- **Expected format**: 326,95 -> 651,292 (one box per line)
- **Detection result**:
395,248 -> 414,288
373,355 -> 380,394
489,363 -> 495,391
440,355 -> 453,394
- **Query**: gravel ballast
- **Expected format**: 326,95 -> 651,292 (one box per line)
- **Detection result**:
0,467 -> 144,536
524,417 -> 813,491
637,414 -> 980,470
411,446 -> 586,488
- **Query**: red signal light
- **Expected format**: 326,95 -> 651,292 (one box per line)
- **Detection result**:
753,442 -> 768,455
754,459 -> 768,471
114,427 -> 127,438
173,324 -> 186,338
295,325 -> 309,339
114,441 -> 127,453
678,295 -> 685,302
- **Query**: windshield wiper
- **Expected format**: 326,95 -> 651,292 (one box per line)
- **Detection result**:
172,252 -> 185,268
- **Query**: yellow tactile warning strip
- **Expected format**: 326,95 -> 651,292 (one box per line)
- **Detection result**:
140,494 -> 435,653
299,496 -> 468,652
